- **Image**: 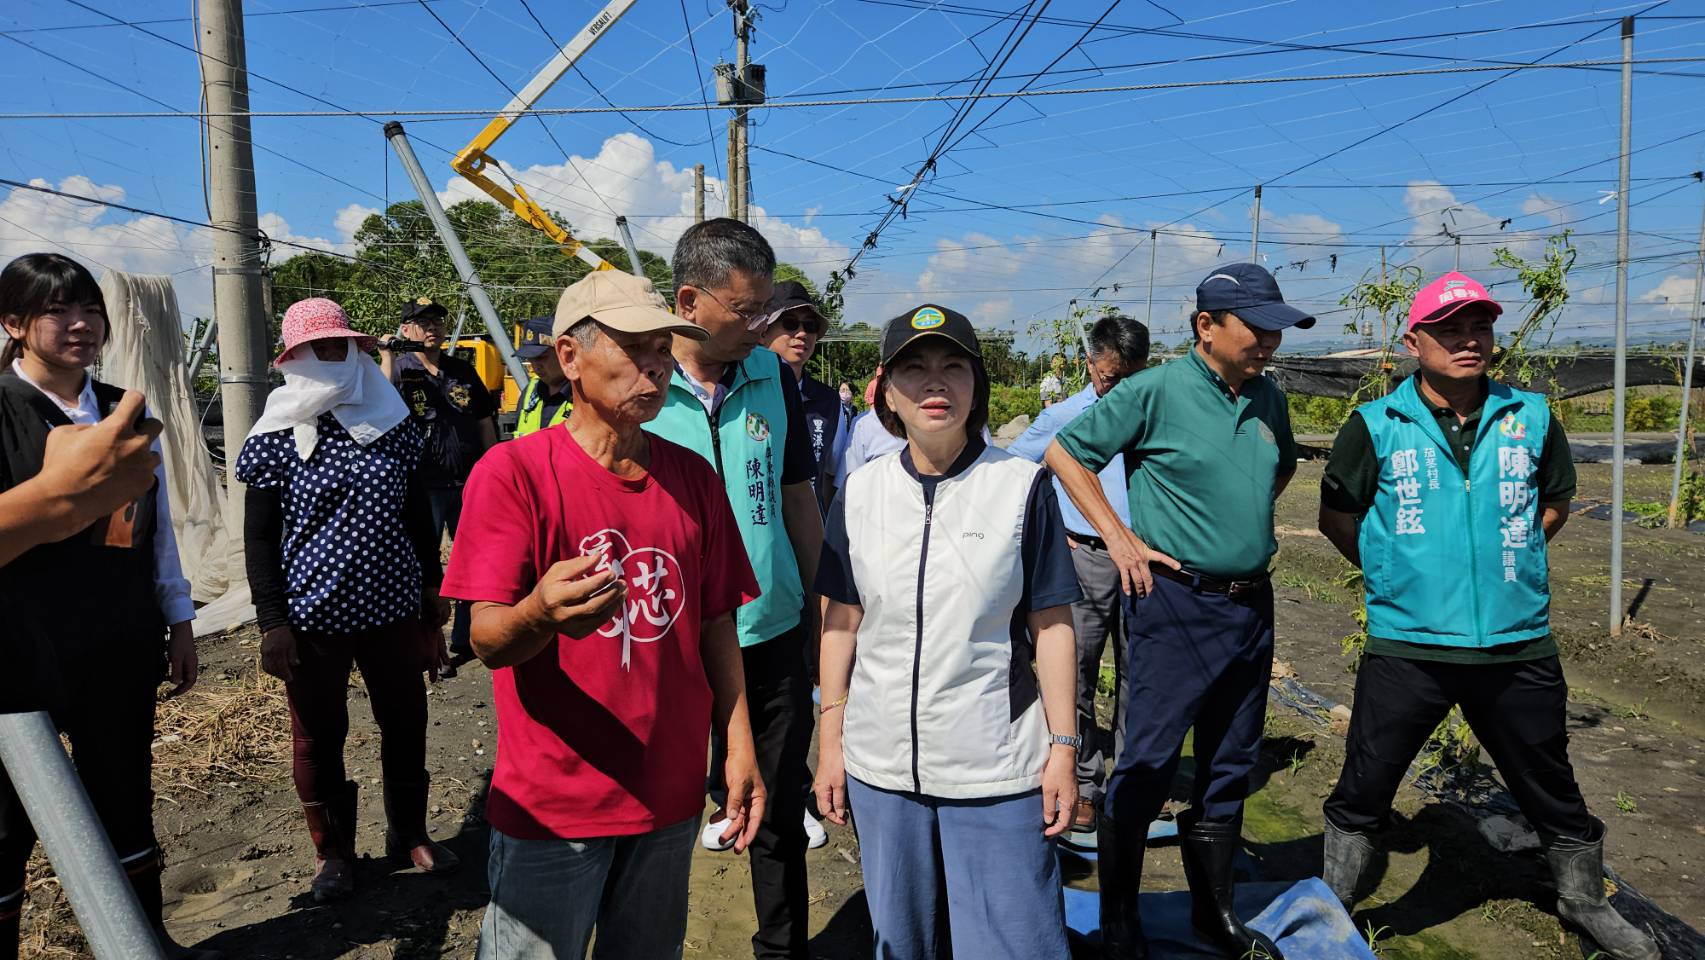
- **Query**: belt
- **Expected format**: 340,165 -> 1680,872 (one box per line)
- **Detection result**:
1149,563 -> 1271,600
1066,532 -> 1106,550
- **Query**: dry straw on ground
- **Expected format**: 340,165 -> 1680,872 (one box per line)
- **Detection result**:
152,665 -> 290,798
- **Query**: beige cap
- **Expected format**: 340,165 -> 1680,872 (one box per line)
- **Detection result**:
553,269 -> 708,341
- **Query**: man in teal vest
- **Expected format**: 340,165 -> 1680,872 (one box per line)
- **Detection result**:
643,218 -> 823,960
1317,272 -> 1658,960
513,314 -> 570,437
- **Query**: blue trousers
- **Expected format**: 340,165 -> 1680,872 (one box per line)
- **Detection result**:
1105,575 -> 1275,828
847,777 -> 1069,960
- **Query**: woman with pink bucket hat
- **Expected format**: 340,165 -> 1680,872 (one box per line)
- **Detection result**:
237,298 -> 459,903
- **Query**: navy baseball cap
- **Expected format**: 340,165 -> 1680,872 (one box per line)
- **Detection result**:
1195,263 -> 1315,331
515,315 -> 554,359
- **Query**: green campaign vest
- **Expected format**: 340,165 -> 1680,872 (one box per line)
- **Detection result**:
643,348 -> 802,648
514,378 -> 570,437
1356,377 -> 1553,648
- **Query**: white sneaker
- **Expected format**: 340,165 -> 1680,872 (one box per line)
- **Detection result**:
701,813 -> 736,852
803,811 -> 829,849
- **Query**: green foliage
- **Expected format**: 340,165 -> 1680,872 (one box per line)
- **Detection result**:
1491,232 -> 1576,387
1029,303 -> 1117,395
1623,393 -> 1680,432
1337,566 -> 1369,662
1415,708 -> 1480,780
1288,394 -> 1354,434
1339,265 -> 1424,402
987,382 -> 1042,431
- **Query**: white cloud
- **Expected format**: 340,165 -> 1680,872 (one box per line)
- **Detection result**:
1639,273 -> 1700,314
335,203 -> 380,242
437,133 -> 851,285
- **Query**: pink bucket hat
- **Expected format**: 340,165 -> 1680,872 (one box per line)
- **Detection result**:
1408,272 -> 1503,330
276,298 -> 376,365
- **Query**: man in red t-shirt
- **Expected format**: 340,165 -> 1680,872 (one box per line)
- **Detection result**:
441,270 -> 764,960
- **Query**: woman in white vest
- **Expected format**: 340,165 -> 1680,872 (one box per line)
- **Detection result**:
813,304 -> 1081,959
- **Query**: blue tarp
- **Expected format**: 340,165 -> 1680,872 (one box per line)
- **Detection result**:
1063,877 -> 1377,959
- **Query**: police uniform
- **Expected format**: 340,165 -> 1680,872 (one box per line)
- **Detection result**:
513,314 -> 570,437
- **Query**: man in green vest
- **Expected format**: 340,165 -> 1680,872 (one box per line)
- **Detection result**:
1317,272 -> 1657,960
514,314 -> 571,436
643,218 -> 823,960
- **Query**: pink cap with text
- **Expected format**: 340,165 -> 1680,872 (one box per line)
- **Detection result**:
1407,272 -> 1503,330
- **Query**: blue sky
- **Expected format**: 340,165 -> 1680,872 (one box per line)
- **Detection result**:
5,0 -> 1705,353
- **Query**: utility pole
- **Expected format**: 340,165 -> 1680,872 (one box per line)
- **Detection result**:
198,0 -> 269,534
726,119 -> 740,220
1250,184 -> 1262,260
733,0 -> 753,222
385,122 -> 530,391
1610,15 -> 1635,638
694,163 -> 706,223
1667,174 -> 1705,529
1145,229 -> 1158,326
1454,235 -> 1462,271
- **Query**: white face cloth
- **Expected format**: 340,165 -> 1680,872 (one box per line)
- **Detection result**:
247,339 -> 410,460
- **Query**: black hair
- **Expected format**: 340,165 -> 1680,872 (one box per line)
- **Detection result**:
0,253 -> 107,368
1088,313 -> 1150,366
671,218 -> 776,293
872,340 -> 990,443
1191,309 -> 1233,344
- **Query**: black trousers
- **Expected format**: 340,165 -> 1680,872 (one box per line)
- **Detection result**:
0,667 -> 160,904
1324,652 -> 1595,843
708,626 -> 814,960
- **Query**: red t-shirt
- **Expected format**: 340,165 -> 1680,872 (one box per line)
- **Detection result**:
440,427 -> 758,839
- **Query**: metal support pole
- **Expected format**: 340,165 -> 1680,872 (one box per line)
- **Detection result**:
1454,235 -> 1462,271
198,0 -> 270,536
445,305 -> 466,358
185,317 -> 219,387
1610,15 -> 1635,637
384,121 -> 529,390
0,712 -> 166,959
1668,182 -> 1705,528
694,164 -> 706,223
615,216 -> 645,278
1250,185 -> 1262,260
1145,229 -> 1157,327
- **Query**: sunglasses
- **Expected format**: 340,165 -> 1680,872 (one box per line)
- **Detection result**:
769,312 -> 824,336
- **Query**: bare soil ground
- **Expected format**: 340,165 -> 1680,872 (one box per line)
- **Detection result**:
18,463 -> 1704,959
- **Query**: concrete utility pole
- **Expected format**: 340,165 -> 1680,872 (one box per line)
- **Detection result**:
694,163 -> 706,223
1250,184 -> 1262,260
385,122 -> 530,390
1610,15 -> 1635,637
733,0 -> 753,222
1454,235 -> 1462,271
198,0 -> 270,532
1668,177 -> 1705,528
1145,229 -> 1158,326
726,119 -> 741,221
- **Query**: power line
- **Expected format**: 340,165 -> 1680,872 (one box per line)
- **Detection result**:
680,0 -> 724,180
13,55 -> 1705,121
0,1 -> 445,35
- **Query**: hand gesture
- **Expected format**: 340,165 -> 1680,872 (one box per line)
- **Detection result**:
260,625 -> 301,683
525,555 -> 627,638
1106,525 -> 1180,598
721,748 -> 767,853
813,744 -> 850,827
40,390 -> 160,527
1041,745 -> 1078,838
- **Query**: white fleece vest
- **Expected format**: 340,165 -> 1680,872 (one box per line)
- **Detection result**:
841,445 -> 1050,799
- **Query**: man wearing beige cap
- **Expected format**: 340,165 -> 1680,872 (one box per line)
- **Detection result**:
441,269 -> 766,959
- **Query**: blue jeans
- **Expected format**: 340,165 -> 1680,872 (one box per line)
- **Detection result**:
476,817 -> 699,960
846,778 -> 1069,960
427,487 -> 471,655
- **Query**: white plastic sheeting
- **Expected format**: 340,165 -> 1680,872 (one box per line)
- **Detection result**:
96,272 -> 253,633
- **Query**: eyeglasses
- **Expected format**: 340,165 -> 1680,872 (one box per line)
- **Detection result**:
770,311 -> 824,336
693,286 -> 770,331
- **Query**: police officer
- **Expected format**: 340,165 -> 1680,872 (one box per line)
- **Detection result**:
513,315 -> 571,437
1046,263 -> 1312,960
1317,273 -> 1658,960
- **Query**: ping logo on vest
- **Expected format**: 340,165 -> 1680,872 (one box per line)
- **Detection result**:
911,307 -> 946,330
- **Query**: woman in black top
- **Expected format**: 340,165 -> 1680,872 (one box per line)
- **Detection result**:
0,252 -> 218,959
239,298 -> 456,904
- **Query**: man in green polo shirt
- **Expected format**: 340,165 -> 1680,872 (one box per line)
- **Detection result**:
1047,263 -> 1311,960
1316,272 -> 1657,960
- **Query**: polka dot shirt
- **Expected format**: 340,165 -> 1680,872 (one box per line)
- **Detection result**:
236,415 -> 425,634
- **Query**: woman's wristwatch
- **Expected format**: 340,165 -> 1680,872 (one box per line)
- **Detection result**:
1049,733 -> 1082,751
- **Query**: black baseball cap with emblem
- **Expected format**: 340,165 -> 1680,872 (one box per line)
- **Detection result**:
1195,263 -> 1316,331
515,315 -> 554,359
401,296 -> 449,324
879,304 -> 982,365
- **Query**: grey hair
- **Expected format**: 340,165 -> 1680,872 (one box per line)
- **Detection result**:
564,317 -> 600,347
671,218 -> 776,292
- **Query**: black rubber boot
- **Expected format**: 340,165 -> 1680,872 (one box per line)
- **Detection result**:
1098,816 -> 1147,960
1321,818 -> 1380,910
383,772 -> 459,874
0,887 -> 23,960
1545,821 -> 1659,960
1180,819 -> 1285,960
